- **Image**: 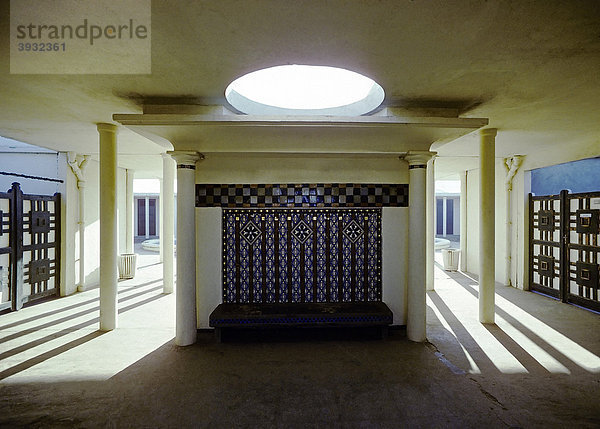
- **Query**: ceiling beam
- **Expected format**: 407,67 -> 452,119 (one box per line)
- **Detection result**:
113,113 -> 488,129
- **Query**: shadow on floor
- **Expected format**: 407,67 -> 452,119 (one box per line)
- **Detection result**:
0,282 -> 166,381
0,332 -> 527,428
217,326 -> 400,343
428,266 -> 600,376
1,257 -> 599,427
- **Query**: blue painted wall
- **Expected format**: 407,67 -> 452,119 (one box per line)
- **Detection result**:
531,157 -> 600,196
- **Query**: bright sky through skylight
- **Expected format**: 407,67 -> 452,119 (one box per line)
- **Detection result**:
227,65 -> 377,110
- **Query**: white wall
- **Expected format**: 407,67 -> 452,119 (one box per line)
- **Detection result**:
196,208 -> 222,328
117,168 -> 127,254
196,154 -> 406,184
82,160 -> 101,289
0,152 -> 62,195
453,197 -> 460,235
61,158 -> 128,293
465,169 -> 477,274
382,208 -> 408,325
59,153 -> 77,296
512,166 -> 530,290
194,154 -> 410,328
463,158 -> 508,285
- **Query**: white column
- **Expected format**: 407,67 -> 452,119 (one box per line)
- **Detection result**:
98,123 -> 118,331
405,150 -> 436,342
161,153 -> 175,294
459,170 -> 468,272
167,150 -> 202,346
159,178 -> 164,262
479,128 -> 497,324
426,156 -> 436,291
125,169 -> 134,254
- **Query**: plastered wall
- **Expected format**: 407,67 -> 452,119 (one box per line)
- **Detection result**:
59,153 -> 77,296
453,198 -> 460,235
60,157 -> 128,295
83,160 -> 100,289
117,168 -> 127,254
512,166 -> 530,290
195,154 -> 410,328
196,154 -> 407,184
464,158 -> 508,285
0,152 -> 62,195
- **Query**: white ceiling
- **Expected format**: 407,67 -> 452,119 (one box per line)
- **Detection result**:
1,1 -> 599,178
0,136 -> 56,153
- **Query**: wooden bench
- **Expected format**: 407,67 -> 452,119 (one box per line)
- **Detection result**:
209,302 -> 393,342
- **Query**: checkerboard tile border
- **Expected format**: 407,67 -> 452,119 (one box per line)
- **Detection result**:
196,183 -> 409,208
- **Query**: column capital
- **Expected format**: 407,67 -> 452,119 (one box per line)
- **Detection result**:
403,150 -> 437,168
167,151 -> 204,168
96,123 -> 118,133
480,128 -> 497,138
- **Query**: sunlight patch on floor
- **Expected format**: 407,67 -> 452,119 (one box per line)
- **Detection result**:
454,298 -> 528,374
0,253 -> 175,384
495,294 -> 600,373
427,297 -> 481,374
494,315 -> 571,374
430,257 -> 600,375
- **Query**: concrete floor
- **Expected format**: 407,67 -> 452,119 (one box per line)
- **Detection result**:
0,251 -> 599,428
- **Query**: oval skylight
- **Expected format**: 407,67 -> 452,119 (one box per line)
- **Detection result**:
225,65 -> 385,116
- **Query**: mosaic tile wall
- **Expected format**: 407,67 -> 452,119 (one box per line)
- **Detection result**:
197,183 -> 409,208
223,208 -> 382,304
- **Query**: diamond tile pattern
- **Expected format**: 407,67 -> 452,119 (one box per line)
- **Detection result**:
291,219 -> 313,244
343,220 -> 364,243
240,221 -> 261,245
